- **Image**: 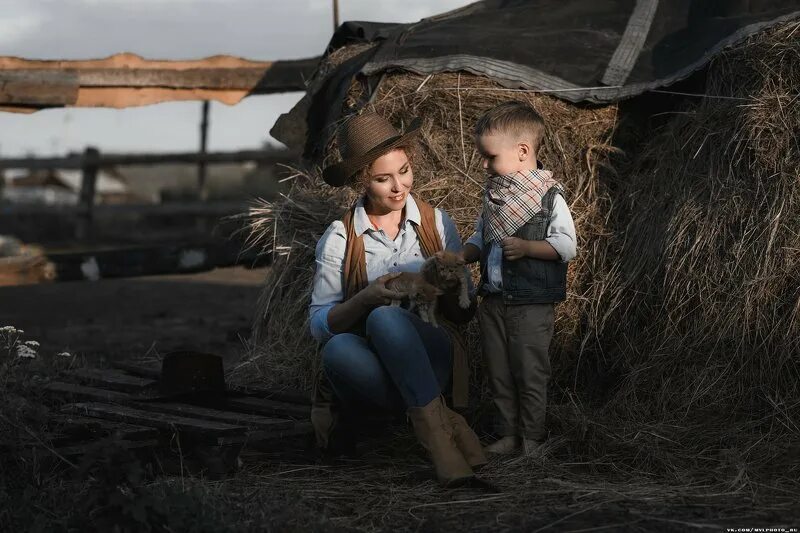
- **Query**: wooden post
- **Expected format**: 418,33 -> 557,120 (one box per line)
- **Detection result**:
198,100 -> 210,201
333,0 -> 340,30
77,146 -> 99,240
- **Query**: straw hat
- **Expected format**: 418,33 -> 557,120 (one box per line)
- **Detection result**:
323,112 -> 422,187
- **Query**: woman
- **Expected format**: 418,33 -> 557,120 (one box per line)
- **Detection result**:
309,112 -> 486,486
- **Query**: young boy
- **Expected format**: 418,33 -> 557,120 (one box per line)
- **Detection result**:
462,101 -> 577,455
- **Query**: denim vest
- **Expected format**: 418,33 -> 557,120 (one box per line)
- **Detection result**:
479,187 -> 568,305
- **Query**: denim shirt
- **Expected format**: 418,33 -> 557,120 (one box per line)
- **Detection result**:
309,194 -> 464,343
465,192 -> 576,293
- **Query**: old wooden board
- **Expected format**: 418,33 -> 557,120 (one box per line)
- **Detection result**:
62,402 -> 246,436
64,367 -> 156,392
45,382 -> 303,432
110,361 -> 161,380
56,414 -> 159,441
54,439 -> 159,457
219,421 -> 314,446
44,381 -> 133,402
136,402 -> 296,431
223,396 -> 310,419
110,362 -> 311,406
231,384 -> 311,405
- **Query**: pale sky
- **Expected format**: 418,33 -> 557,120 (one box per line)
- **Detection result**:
0,0 -> 473,157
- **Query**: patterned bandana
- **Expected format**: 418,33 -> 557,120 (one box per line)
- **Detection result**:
482,169 -> 560,244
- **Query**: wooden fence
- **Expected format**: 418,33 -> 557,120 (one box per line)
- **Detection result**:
0,147 -> 294,240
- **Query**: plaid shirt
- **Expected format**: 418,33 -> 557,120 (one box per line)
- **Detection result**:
482,169 -> 560,244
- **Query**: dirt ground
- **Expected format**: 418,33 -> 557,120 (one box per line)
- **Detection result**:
3,268 -> 798,531
0,266 -> 266,363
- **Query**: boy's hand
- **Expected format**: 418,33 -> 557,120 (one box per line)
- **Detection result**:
461,243 -> 481,264
501,237 -> 529,260
502,237 -> 561,261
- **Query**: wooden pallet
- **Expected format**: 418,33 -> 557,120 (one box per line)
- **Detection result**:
38,365 -> 313,476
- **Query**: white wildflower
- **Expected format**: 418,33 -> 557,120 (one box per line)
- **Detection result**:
0,326 -> 21,335
57,351 -> 73,358
24,340 -> 40,348
16,345 -> 37,359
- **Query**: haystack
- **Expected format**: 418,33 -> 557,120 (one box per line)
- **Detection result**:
238,18 -> 799,486
238,51 -> 618,396
581,21 -> 800,476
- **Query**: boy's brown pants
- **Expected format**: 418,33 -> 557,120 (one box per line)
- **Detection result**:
478,295 -> 554,441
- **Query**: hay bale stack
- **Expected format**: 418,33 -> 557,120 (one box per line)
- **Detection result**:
240,20 -> 800,489
585,21 -> 800,476
240,62 -> 619,393
604,21 -> 799,410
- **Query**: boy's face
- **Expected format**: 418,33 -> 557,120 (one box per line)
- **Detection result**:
476,132 -> 535,176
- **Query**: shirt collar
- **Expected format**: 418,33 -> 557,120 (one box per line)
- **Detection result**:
353,193 -> 421,236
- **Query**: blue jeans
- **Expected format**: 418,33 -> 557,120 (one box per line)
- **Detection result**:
321,306 -> 452,410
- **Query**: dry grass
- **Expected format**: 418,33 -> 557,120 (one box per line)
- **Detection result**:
582,21 -> 800,481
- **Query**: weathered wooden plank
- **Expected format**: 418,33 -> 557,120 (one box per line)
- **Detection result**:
62,402 -> 246,436
111,361 -> 161,380
44,381 -> 133,402
0,58 -> 316,93
0,201 -> 245,219
219,421 -> 313,445
57,415 -> 159,441
0,149 -> 293,170
223,396 -> 310,419
64,368 -> 156,392
0,71 -> 79,105
230,384 -> 311,406
47,240 -> 261,281
136,402 -> 295,431
55,439 -> 158,457
76,68 -> 266,89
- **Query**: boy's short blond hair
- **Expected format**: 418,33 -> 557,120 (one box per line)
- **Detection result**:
474,101 -> 546,153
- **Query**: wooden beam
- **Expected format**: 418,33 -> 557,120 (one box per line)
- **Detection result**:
224,397 -> 310,419
62,402 -> 247,436
140,402 -> 296,431
0,201 -> 245,217
57,415 -> 160,441
76,146 -> 99,240
0,55 -> 319,110
0,70 -> 79,106
63,368 -> 156,392
45,381 -> 297,432
44,381 -> 133,403
219,421 -> 313,445
0,149 -> 294,170
110,362 -> 161,380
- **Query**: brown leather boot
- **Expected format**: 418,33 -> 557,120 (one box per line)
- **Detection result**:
442,403 -> 488,469
407,396 -> 474,486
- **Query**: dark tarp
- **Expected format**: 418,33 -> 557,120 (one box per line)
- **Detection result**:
272,0 -> 800,158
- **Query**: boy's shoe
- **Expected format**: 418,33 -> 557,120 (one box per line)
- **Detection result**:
522,438 -> 545,458
485,436 -> 520,455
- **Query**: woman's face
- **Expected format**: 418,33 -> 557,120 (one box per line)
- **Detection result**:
364,148 -> 413,214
